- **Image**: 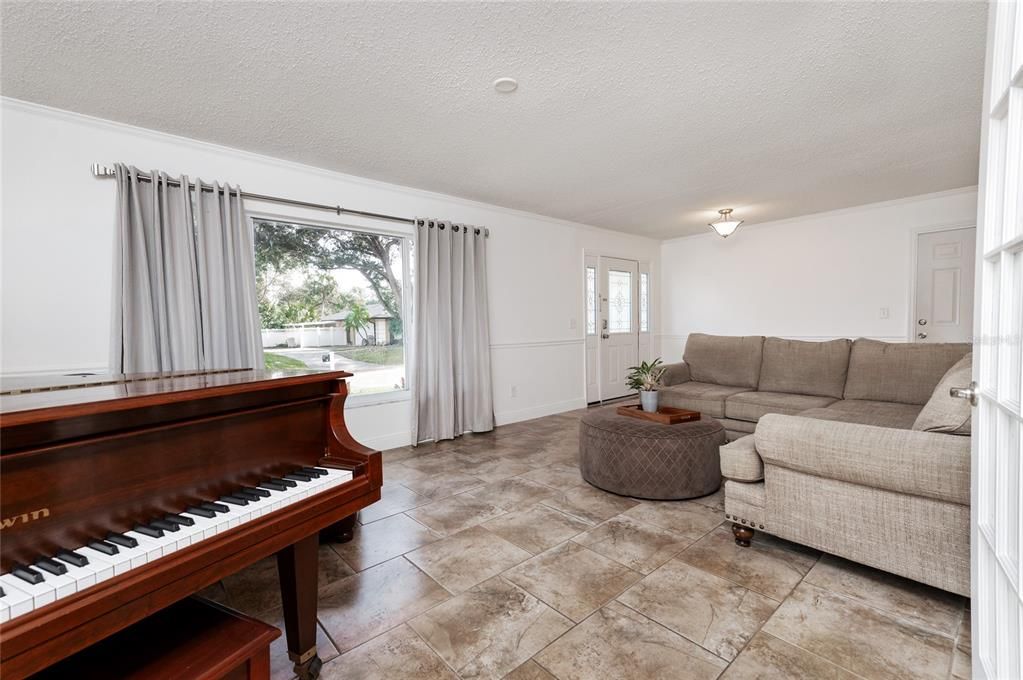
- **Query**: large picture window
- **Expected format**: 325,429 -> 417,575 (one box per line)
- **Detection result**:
253,219 -> 409,396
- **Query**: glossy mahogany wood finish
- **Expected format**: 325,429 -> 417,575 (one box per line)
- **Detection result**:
0,369 -> 382,679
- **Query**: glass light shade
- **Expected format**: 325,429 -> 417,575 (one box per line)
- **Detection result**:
709,209 -> 743,238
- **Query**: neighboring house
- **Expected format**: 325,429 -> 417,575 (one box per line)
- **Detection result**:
318,303 -> 393,346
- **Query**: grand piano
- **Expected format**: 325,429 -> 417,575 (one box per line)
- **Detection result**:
0,368 -> 382,679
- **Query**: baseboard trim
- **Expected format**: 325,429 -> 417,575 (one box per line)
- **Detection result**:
495,397 -> 587,426
357,430 -> 413,451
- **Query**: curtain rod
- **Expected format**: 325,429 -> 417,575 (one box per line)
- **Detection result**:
91,163 -> 488,235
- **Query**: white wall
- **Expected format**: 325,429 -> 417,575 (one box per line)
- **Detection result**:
0,98 -> 660,449
659,188 -> 978,360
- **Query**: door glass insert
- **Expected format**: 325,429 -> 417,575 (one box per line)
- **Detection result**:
640,273 -> 649,332
608,269 -> 632,333
586,266 -> 597,335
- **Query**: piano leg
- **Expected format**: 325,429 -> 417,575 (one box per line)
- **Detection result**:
321,512 -> 358,543
277,534 -> 323,680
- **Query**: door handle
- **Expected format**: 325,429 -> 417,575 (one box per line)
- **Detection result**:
601,333 -> 610,340
917,332 -> 928,339
918,318 -> 927,326
949,381 -> 978,407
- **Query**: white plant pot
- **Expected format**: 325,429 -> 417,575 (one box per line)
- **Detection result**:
640,390 -> 659,413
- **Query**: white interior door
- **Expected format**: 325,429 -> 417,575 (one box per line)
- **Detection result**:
972,2 -> 1023,677
598,257 -> 639,400
914,227 -> 976,343
584,256 -> 600,403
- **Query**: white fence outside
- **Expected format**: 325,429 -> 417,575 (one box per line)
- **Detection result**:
262,327 -> 349,348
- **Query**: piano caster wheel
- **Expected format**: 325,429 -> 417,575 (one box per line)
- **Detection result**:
294,653 -> 323,680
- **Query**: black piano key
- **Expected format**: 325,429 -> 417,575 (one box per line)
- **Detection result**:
89,540 -> 119,555
12,564 -> 44,585
134,524 -> 164,538
200,502 -> 230,515
165,513 -> 194,527
149,519 -> 180,533
260,480 -> 288,491
242,486 -> 271,498
234,490 -> 262,502
35,558 -> 68,575
270,477 -> 297,488
55,550 -> 89,567
186,505 -> 217,519
301,467 -> 327,478
0,586 -> 5,597
219,495 -> 249,506
284,472 -> 313,483
107,533 -> 138,549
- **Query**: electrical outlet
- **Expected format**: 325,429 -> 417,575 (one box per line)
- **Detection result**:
511,385 -> 518,398
879,307 -> 890,319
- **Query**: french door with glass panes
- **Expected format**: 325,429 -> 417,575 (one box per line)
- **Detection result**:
598,257 -> 639,400
972,2 -> 1023,677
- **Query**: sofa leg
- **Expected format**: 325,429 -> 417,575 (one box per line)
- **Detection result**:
732,523 -> 754,547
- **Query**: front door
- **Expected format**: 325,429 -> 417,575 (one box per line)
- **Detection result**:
914,227 -> 976,343
598,257 -> 639,400
971,2 -> 1023,677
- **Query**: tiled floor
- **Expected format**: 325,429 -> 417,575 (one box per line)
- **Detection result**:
201,409 -> 972,680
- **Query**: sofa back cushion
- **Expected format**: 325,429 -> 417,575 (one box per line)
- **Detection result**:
757,337 -> 852,399
913,353 -> 973,435
843,339 -> 972,405
683,333 -> 765,389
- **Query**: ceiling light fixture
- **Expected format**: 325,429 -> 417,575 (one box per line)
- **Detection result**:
709,209 -> 743,238
493,77 -> 518,93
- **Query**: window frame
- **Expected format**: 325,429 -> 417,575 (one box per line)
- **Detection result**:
248,211 -> 414,408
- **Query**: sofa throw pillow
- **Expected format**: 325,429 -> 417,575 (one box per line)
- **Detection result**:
912,353 -> 972,436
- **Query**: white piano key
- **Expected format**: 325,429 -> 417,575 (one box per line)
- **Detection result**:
0,600 -> 8,623
0,581 -> 33,618
123,531 -> 167,561
79,545 -> 134,575
60,551 -> 115,584
0,573 -> 56,610
52,557 -> 98,590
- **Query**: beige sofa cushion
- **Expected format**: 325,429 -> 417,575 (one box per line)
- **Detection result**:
720,435 -> 763,482
913,354 -> 972,435
725,391 -> 838,423
843,339 -> 971,405
683,333 -> 765,389
659,382 -> 750,418
757,337 -> 851,399
798,399 -> 922,430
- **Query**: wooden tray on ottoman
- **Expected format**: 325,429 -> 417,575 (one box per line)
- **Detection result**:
617,404 -> 701,424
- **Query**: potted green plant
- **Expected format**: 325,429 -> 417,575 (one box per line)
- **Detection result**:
627,358 -> 666,412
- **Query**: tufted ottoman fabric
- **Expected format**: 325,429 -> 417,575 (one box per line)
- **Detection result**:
579,406 -> 725,500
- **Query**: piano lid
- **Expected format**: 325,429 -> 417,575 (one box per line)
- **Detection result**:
0,368 -> 353,417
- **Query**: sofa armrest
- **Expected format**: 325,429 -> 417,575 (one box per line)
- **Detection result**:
754,414 -> 970,505
660,362 -> 691,387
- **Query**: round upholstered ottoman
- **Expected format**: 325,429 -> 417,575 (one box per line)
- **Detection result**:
578,407 -> 725,500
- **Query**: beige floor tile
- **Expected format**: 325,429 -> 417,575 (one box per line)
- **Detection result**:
482,503 -> 591,555
763,582 -> 955,679
407,493 -> 508,536
406,525 -> 532,593
720,632 -> 860,680
359,482 -> 432,524
324,624 -> 457,680
318,543 -> 357,587
540,485 -> 640,525
689,487 -> 725,512
951,645 -> 971,679
573,514 -> 693,574
622,498 -> 724,539
804,554 -> 966,636
267,618 -> 339,680
317,556 -> 450,652
463,477 -> 557,511
502,660 -> 557,680
534,601 -> 727,680
678,526 -> 818,601
403,451 -> 467,476
453,453 -> 537,483
518,463 -> 585,490
332,512 -> 442,572
408,577 -> 572,679
618,557 -> 778,660
222,557 -> 282,617
382,461 -> 435,486
401,471 -> 488,501
382,446 -> 426,463
503,542 -> 642,622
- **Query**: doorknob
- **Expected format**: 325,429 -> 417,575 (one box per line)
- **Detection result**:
601,333 -> 610,340
917,319 -> 927,326
950,381 -> 978,407
917,332 -> 928,339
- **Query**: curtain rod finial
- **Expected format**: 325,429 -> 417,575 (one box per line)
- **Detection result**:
92,163 -> 116,178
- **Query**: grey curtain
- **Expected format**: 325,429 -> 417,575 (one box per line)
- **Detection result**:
111,164 -> 263,373
412,219 -> 494,443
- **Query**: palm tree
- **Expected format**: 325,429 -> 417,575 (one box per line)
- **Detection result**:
344,302 -> 372,345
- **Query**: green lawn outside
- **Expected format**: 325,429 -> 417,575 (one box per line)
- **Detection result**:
333,345 -> 404,366
264,353 -> 308,370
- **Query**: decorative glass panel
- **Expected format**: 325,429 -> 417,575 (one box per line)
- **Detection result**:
608,270 -> 632,333
640,273 -> 649,332
586,266 -> 597,335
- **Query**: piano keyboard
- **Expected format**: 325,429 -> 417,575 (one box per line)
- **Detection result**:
0,466 -> 353,624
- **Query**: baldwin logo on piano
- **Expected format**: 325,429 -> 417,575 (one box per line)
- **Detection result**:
0,508 -> 50,530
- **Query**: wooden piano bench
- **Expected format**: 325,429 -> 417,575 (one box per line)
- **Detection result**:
29,597 -> 280,680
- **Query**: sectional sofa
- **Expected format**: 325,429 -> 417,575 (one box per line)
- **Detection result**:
660,334 -> 972,596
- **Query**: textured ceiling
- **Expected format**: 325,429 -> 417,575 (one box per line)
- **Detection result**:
1,1 -> 986,238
